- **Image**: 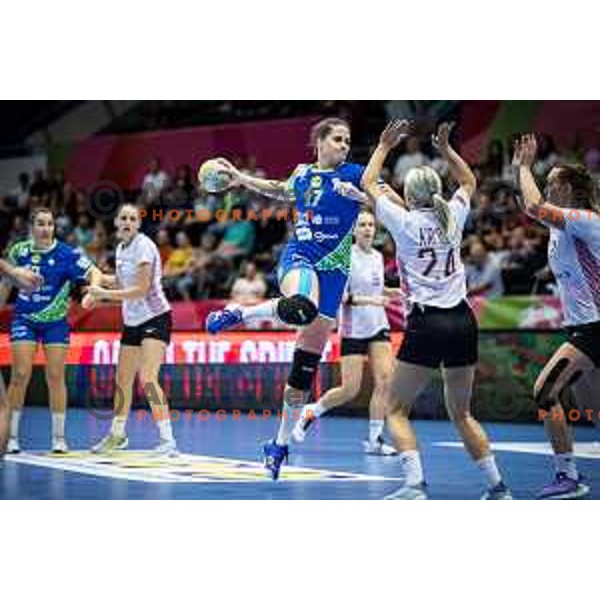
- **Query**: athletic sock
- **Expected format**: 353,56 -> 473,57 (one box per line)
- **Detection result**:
369,419 -> 385,444
555,452 -> 578,480
157,417 -> 174,442
10,410 -> 21,439
111,416 -> 127,438
276,401 -> 300,446
307,402 -> 326,419
476,454 -> 502,488
51,412 -> 65,439
241,300 -> 277,324
399,450 -> 424,486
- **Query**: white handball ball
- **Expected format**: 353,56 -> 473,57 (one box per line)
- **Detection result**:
198,159 -> 234,193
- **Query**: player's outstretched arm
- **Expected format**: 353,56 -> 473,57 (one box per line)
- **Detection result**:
0,259 -> 42,293
215,158 -> 289,202
88,264 -> 152,303
432,122 -> 476,198
513,134 -> 565,229
362,119 -> 410,199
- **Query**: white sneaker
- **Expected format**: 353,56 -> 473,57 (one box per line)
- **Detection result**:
52,437 -> 69,454
7,437 -> 20,454
91,433 -> 128,454
153,439 -> 179,457
384,482 -> 428,500
363,436 -> 398,456
291,404 -> 317,444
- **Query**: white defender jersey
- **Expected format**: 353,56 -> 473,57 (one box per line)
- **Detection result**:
340,245 -> 390,339
375,189 -> 471,308
116,233 -> 171,326
547,208 -> 600,326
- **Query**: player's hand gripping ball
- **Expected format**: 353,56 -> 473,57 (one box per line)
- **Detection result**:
198,158 -> 234,193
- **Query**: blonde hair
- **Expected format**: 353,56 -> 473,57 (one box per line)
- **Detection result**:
404,166 -> 458,243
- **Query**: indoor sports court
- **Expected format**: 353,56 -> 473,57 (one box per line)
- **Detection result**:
2,408 -> 599,499
1,101 -> 600,501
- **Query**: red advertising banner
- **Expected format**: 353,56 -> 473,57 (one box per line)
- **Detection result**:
63,117 -> 319,189
0,332 -> 406,366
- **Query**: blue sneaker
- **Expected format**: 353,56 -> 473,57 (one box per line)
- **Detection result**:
481,481 -> 513,500
206,306 -> 243,335
263,440 -> 289,480
537,472 -> 590,500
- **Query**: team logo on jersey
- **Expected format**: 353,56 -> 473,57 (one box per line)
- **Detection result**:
310,176 -> 322,188
32,254 -> 41,264
49,259 -> 55,266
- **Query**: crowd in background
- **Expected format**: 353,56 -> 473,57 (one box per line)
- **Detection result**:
2,121 -> 600,305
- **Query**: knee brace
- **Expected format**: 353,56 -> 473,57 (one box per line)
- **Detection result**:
286,348 -> 321,401
276,294 -> 318,326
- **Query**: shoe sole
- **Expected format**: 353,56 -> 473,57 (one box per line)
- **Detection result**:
538,484 -> 590,500
91,440 -> 129,454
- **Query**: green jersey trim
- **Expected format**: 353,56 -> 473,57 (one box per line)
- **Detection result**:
315,230 -> 353,275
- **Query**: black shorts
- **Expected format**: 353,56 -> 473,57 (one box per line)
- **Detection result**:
121,311 -> 172,347
341,329 -> 391,357
566,321 -> 600,367
397,300 -> 478,368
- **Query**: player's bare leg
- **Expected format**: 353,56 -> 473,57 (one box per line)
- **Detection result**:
384,362 -> 433,499
140,338 -> 177,456
365,341 -> 396,454
44,344 -> 69,453
292,355 -> 363,442
0,375 -> 8,458
6,342 -> 36,453
571,369 -> 600,428
442,365 -> 510,499
535,343 -> 594,499
91,345 -> 140,453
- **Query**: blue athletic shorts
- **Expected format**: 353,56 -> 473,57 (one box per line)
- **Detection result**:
277,246 -> 348,320
10,316 -> 70,346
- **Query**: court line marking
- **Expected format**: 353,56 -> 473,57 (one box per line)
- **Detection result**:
436,441 -> 600,460
5,451 -> 402,484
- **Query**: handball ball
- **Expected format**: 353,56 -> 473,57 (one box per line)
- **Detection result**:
198,159 -> 234,193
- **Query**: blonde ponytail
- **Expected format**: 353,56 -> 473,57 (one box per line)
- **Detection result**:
432,193 -> 458,244
405,166 -> 459,244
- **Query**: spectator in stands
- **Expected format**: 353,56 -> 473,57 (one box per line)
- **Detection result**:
29,169 -> 48,198
533,133 -> 559,177
73,213 -> 94,248
584,131 -> 600,174
54,207 -> 73,239
501,225 -> 546,294
230,260 -> 267,305
215,205 -> 255,260
163,230 -> 194,299
8,214 -> 28,245
481,140 -> 505,179
191,231 -> 220,299
142,156 -> 170,200
10,172 -> 30,211
393,135 -> 428,186
86,223 -> 114,273
0,196 -> 12,249
465,239 -> 505,298
155,228 -> 173,265
173,164 -> 196,200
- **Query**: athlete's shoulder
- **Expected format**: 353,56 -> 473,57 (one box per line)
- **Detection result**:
7,238 -> 32,261
337,162 -> 364,177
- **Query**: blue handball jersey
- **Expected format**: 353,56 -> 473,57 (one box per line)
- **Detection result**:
285,162 -> 364,275
7,239 -> 93,322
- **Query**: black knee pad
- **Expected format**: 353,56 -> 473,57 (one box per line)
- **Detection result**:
276,294 -> 318,326
287,348 -> 321,391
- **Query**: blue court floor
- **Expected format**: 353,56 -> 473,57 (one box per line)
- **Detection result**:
1,407 -> 599,499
